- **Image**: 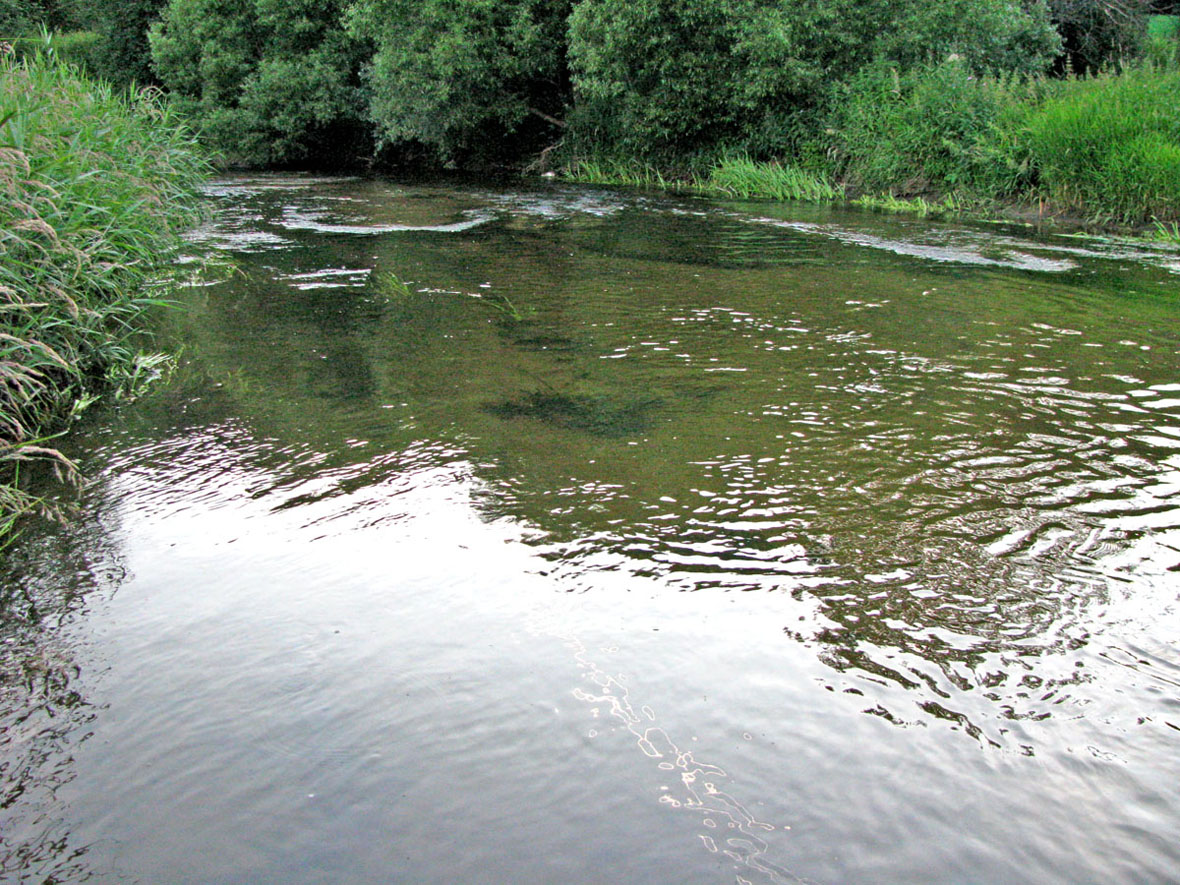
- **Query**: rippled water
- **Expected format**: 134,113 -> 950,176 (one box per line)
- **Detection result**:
3,175 -> 1179,884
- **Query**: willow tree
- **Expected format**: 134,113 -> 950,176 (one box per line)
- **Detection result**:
346,0 -> 572,164
566,0 -> 1060,158
0,0 -> 79,34
85,0 -> 167,86
150,0 -> 370,167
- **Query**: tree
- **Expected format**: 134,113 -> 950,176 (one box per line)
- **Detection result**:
85,0 -> 168,86
149,0 -> 370,167
877,0 -> 1061,74
0,0 -> 36,35
0,0 -> 88,36
346,0 -> 572,164
566,0 -> 1060,159
1049,0 -> 1153,71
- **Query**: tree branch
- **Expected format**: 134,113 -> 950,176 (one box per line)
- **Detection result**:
527,106 -> 567,129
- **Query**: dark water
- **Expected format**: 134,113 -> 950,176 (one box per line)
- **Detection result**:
3,175 -> 1180,884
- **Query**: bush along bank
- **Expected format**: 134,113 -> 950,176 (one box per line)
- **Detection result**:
0,45 -> 209,540
564,58 -> 1180,232
49,0 -> 1170,228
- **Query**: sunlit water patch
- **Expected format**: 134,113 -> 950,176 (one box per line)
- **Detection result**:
3,174 -> 1179,885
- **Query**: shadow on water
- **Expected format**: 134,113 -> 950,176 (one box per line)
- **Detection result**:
484,390 -> 663,438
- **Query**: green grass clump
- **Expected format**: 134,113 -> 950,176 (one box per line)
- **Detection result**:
0,44 -> 209,538
852,192 -> 965,217
563,157 -> 676,189
702,155 -> 841,202
1024,66 -> 1180,221
1150,216 -> 1180,242
830,59 -> 1042,200
563,153 -> 841,202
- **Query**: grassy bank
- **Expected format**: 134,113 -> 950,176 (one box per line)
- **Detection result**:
564,155 -> 843,203
563,59 -> 1180,231
0,45 -> 209,540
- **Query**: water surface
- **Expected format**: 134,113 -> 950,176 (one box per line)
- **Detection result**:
3,175 -> 1179,884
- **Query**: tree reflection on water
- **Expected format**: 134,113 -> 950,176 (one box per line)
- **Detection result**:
1,520 -> 124,882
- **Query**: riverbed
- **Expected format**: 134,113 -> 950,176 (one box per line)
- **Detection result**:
2,175 -> 1179,883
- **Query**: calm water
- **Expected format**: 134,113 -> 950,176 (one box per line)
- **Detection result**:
3,175 -> 1180,884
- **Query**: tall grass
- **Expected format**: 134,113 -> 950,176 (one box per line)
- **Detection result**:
830,60 -> 1045,200
564,154 -> 841,202
702,155 -> 842,201
562,157 -> 677,189
0,43 -> 209,539
1024,66 -> 1180,221
824,58 -> 1180,224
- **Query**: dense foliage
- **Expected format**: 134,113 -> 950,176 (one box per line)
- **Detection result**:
148,0 -> 370,167
566,0 -> 1059,158
88,0 -> 167,86
1,0 -> 1176,219
830,60 -> 1048,197
348,0 -> 572,164
0,47 -> 208,534
1050,0 -> 1153,71
0,0 -> 75,34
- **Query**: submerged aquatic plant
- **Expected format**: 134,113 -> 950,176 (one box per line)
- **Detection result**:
378,271 -> 414,298
473,291 -> 532,322
380,271 -> 533,322
484,390 -> 662,438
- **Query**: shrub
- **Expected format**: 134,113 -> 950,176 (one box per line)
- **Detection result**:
566,0 -> 1059,159
87,0 -> 169,87
46,29 -> 101,72
347,0 -> 572,165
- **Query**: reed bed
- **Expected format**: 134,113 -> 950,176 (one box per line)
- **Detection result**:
562,157 -> 676,189
701,156 -> 842,202
0,45 -> 208,539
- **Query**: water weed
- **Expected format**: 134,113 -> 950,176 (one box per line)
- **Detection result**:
378,271 -> 414,298
0,45 -> 209,538
852,192 -> 966,217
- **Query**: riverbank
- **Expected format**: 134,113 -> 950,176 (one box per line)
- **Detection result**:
559,58 -> 1180,239
560,156 -> 1177,240
0,47 -> 209,540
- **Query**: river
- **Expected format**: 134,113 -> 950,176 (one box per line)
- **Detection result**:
2,174 -> 1179,884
